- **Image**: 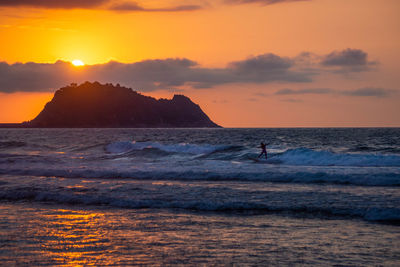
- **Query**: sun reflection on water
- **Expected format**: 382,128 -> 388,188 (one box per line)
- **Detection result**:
39,210 -> 110,266
27,208 -> 170,266
1,203 -> 399,266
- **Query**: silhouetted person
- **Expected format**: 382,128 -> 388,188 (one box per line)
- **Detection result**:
259,142 -> 267,160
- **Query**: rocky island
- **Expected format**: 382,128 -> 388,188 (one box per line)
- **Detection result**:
23,82 -> 220,128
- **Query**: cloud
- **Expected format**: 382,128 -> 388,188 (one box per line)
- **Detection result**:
92,53 -> 313,89
226,53 -> 310,84
0,61 -> 76,92
109,2 -> 202,12
225,0 -> 309,5
320,48 -> 377,72
292,48 -> 377,75
0,0 -> 309,9
321,49 -> 368,67
341,87 -> 394,97
274,87 -> 395,97
0,49 -> 378,93
0,0 -> 108,9
280,98 -> 303,103
230,54 -> 292,71
254,92 -> 269,97
0,0 -> 204,12
275,88 -> 333,95
0,54 -> 313,93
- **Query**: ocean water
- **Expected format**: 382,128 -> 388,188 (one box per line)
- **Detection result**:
0,128 -> 399,265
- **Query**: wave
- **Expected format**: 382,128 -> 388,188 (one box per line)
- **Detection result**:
273,148 -> 400,167
106,141 -> 233,155
0,184 -> 398,224
105,141 -> 400,167
2,141 -> 400,186
1,166 -> 399,186
0,141 -> 26,149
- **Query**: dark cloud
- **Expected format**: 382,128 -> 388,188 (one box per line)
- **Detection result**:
0,0 -> 308,10
92,53 -> 312,89
0,0 -> 204,12
292,48 -> 377,74
0,49 -> 379,93
280,98 -> 303,103
0,61 -> 78,92
109,2 -> 202,12
341,87 -> 394,97
227,53 -> 311,84
275,88 -> 333,95
274,87 -> 395,97
0,54 -> 312,93
0,0 -> 107,8
230,54 -> 292,71
320,48 -> 376,71
225,0 -> 308,5
254,92 -> 269,97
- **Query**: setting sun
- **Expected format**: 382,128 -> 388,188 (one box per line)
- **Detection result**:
72,59 -> 85,66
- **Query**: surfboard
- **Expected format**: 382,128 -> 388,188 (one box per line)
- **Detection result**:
250,157 -> 262,162
250,157 -> 282,164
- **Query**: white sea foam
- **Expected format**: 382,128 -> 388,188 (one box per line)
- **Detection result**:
275,148 -> 400,167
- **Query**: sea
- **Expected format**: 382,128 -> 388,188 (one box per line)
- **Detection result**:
0,128 -> 399,266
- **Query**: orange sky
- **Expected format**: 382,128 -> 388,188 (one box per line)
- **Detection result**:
0,0 -> 399,126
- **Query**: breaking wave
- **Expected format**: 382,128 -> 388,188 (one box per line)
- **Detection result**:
273,148 -> 400,167
106,141 -> 234,155
1,166 -> 399,186
0,183 -> 398,224
105,141 -> 400,167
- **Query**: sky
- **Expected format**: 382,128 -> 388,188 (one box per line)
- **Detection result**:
0,0 -> 399,127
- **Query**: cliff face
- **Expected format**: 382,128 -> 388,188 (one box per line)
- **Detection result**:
27,82 -> 220,128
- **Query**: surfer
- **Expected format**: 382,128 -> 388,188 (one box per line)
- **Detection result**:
258,142 -> 267,160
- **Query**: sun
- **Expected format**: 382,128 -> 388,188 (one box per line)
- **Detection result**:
72,59 -> 85,66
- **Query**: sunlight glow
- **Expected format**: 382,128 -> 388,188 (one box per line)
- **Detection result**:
72,59 -> 85,66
